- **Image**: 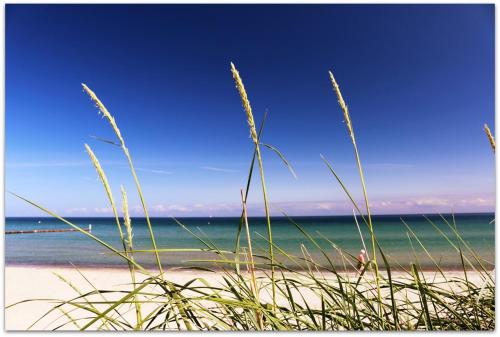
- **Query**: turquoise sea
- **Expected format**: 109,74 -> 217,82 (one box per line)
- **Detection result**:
5,214 -> 495,270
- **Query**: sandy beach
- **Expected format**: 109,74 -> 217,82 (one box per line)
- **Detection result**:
5,265 -> 216,330
5,265 -> 494,330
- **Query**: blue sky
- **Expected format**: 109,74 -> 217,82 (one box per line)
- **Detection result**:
6,4 -> 495,217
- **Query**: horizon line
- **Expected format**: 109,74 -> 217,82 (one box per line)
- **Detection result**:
5,211 -> 495,219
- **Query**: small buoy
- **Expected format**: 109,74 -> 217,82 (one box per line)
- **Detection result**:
38,221 -> 42,224
208,222 -> 210,225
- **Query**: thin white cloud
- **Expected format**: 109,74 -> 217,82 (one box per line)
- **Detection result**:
365,163 -> 414,170
60,194 -> 494,217
7,161 -> 89,168
371,195 -> 495,213
67,207 -> 88,214
182,195 -> 492,216
152,204 -> 190,213
7,159 -> 123,168
136,167 -> 173,175
94,207 -> 113,214
201,166 -> 239,173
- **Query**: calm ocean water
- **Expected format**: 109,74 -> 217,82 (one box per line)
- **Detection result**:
5,214 -> 495,270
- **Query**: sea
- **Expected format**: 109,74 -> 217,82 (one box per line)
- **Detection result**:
5,214 -> 495,270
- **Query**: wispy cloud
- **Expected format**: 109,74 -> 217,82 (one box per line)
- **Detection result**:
145,202 -> 237,216
201,166 -> 239,173
365,163 -> 414,170
325,162 -> 414,171
94,207 -> 113,214
64,207 -> 113,215
136,167 -> 173,175
67,207 -> 88,214
7,161 -> 90,168
60,194 -> 494,217
140,195 -> 494,217
7,159 -> 124,168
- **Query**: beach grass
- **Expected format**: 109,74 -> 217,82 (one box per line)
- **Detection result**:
7,65 -> 495,330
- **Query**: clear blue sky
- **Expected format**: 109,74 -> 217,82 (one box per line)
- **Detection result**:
6,4 -> 495,217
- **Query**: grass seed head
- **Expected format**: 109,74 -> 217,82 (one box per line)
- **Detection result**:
484,123 -> 495,153
230,63 -> 258,144
84,144 -> 115,207
329,71 -> 353,137
121,186 -> 133,248
82,83 -> 125,146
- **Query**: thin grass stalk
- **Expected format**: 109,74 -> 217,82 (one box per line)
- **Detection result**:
84,146 -> 140,296
235,111 -> 268,274
86,145 -> 143,330
451,215 -> 485,327
353,209 -> 369,260
320,154 -> 368,228
410,264 -> 433,330
424,215 -> 488,280
57,307 -> 82,330
375,241 -> 400,330
230,62 -> 276,310
328,71 -> 382,322
84,144 -> 126,249
52,272 -> 113,330
121,186 -> 142,330
406,234 -> 433,329
79,278 -> 157,330
402,219 -> 452,283
240,189 -> 263,329
26,290 -> 135,330
438,215 -> 494,277
69,262 -> 122,330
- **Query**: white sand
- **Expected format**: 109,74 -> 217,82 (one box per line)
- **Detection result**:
5,266 -> 494,331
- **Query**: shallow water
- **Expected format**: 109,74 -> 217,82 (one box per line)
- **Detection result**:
5,214 -> 495,270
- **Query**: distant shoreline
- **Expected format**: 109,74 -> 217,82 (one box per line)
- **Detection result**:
4,212 -> 496,221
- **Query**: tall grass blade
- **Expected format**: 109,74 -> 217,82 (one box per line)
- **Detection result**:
231,62 -> 276,310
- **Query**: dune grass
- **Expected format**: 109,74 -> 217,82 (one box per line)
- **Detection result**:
7,64 -> 495,330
